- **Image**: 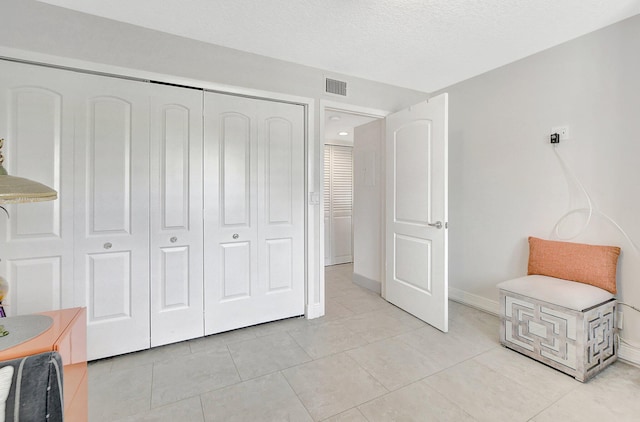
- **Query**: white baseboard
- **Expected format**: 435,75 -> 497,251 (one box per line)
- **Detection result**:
306,302 -> 324,320
352,273 -> 382,294
619,341 -> 640,367
449,287 -> 499,316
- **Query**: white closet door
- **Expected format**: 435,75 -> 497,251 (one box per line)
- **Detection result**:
324,145 -> 353,266
74,74 -> 151,360
323,147 -> 331,265
329,145 -> 353,265
204,92 -> 305,335
0,60 -> 75,315
150,84 -> 204,347
256,100 -> 305,323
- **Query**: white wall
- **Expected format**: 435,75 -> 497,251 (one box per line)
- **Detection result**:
353,120 -> 384,293
439,14 -> 640,361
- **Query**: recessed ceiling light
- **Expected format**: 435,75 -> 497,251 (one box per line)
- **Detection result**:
338,131 -> 349,136
330,115 -> 341,121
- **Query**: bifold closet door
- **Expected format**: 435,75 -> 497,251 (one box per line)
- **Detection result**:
204,92 -> 305,335
150,84 -> 204,347
324,144 -> 354,266
74,75 -> 151,360
0,60 -> 75,315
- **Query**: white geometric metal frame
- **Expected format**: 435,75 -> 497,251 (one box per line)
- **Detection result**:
500,288 -> 617,382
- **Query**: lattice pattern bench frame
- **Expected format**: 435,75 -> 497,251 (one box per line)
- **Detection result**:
499,289 -> 617,382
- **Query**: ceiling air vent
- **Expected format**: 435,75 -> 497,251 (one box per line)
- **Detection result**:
325,78 -> 347,96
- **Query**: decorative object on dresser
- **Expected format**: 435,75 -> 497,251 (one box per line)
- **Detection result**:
497,237 -> 620,382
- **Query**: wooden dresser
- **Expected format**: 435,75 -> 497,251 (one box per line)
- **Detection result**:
0,307 -> 88,421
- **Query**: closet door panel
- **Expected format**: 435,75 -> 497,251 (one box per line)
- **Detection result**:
88,97 -> 132,233
221,114 -> 251,227
325,145 -> 353,265
8,257 -> 61,315
266,238 -> 293,292
221,241 -> 251,299
0,60 -> 75,314
265,118 -> 293,224
150,84 -> 203,347
204,92 -> 304,335
204,93 -> 258,334
11,87 -> 61,238
87,251 -> 131,320
159,247 -> 190,308
323,147 -> 331,265
257,101 -> 305,316
74,75 -> 150,360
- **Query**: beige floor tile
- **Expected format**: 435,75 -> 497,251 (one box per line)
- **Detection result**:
342,310 -> 419,343
289,320 -> 368,358
151,348 -> 240,407
200,372 -> 313,422
396,322 -> 498,369
228,331 -> 312,380
282,353 -> 388,421
245,315 -> 311,337
109,341 -> 192,372
359,380 -> 477,422
379,304 -> 427,329
89,364 -> 153,421
114,396 -> 204,422
424,359 -> 552,422
322,408 -> 368,421
473,346 -> 579,401
88,357 -> 113,378
188,328 -> 257,354
309,302 -> 356,324
333,289 -> 393,315
347,337 -> 443,390
531,362 -> 640,422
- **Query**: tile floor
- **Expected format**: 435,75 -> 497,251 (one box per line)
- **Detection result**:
89,264 -> 640,421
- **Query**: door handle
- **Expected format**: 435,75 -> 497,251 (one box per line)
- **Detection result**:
232,233 -> 239,239
427,221 -> 443,229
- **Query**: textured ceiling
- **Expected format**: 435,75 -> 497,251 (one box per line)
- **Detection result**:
37,0 -> 640,92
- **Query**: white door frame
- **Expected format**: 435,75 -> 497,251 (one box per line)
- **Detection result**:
0,46 -> 321,321
319,100 -> 389,302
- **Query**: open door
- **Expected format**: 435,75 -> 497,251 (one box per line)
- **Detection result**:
385,94 -> 448,332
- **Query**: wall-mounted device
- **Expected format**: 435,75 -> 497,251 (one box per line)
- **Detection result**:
551,126 -> 570,141
550,133 -> 560,144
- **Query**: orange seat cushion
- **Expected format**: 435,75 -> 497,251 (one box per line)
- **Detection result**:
527,237 -> 620,294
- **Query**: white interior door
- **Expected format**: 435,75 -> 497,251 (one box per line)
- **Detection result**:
150,84 -> 204,347
385,94 -> 448,332
204,92 -> 305,335
74,74 -> 151,360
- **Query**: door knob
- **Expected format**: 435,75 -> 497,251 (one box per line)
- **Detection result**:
427,221 -> 443,229
232,233 -> 239,239
170,236 -> 178,243
104,242 -> 113,249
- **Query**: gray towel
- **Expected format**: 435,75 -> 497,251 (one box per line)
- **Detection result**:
0,351 -> 64,422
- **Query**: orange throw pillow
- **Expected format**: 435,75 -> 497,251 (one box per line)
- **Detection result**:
527,237 -> 620,294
